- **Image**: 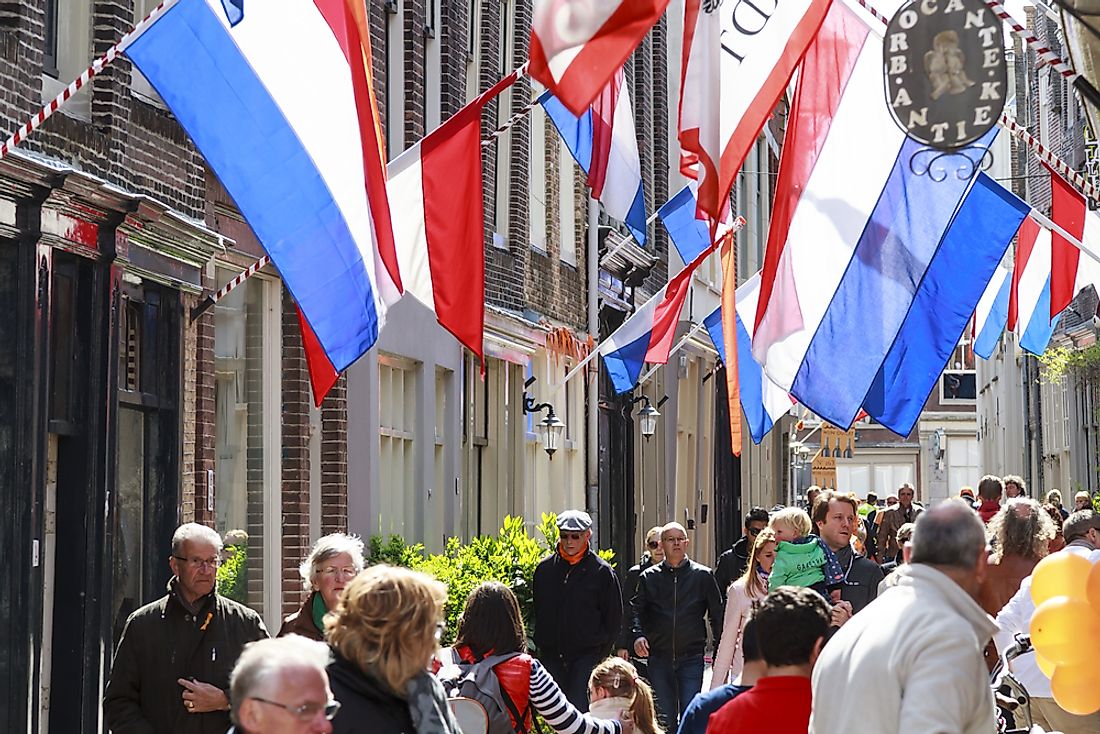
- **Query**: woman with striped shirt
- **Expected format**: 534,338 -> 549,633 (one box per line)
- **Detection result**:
441,581 -> 627,734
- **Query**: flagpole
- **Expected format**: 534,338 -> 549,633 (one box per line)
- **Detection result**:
1028,208 -> 1100,267
585,193 -> 600,536
0,0 -> 180,159
637,320 -> 710,386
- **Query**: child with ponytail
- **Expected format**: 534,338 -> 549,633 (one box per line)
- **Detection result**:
587,657 -> 663,734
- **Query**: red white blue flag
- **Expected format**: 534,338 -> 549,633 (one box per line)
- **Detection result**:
529,0 -> 669,117
127,0 -> 400,397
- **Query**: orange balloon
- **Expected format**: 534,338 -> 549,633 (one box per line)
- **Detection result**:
1087,559 -> 1100,612
1035,653 -> 1056,679
1051,661 -> 1100,715
1031,553 -> 1093,606
1030,596 -> 1100,665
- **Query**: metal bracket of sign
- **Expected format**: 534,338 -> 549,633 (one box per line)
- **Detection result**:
908,142 -> 995,180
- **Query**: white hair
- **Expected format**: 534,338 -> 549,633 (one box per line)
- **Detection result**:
171,523 -> 223,555
299,533 -> 366,590
910,500 -> 986,569
230,635 -> 332,724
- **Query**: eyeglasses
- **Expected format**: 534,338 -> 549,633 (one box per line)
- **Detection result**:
561,532 -> 587,541
319,566 -> 358,579
663,536 -> 688,544
252,697 -> 341,721
173,555 -> 220,569
646,541 -> 660,549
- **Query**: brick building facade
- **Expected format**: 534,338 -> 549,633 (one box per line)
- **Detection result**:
0,1 -> 350,730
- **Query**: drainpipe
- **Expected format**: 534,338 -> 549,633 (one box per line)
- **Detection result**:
587,195 -> 600,544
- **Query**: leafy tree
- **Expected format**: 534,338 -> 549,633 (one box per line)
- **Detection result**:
367,513 -> 614,650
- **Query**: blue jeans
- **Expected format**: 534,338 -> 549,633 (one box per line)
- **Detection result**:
645,652 -> 704,729
541,651 -> 602,713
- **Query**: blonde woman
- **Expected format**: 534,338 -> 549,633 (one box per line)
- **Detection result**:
325,565 -> 459,734
708,528 -> 777,689
588,657 -> 662,734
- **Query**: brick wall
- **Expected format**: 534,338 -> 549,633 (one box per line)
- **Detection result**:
0,2 -> 205,219
281,289 -> 312,613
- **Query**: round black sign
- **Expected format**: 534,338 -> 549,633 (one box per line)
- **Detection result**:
884,0 -> 1007,149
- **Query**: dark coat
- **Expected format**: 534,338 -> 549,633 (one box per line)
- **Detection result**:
616,555 -> 654,649
714,536 -> 751,597
532,549 -> 623,659
632,558 -> 723,658
103,584 -> 269,734
328,652 -> 416,734
833,545 -> 885,614
278,591 -> 325,641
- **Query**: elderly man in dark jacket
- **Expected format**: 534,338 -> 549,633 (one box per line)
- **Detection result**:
632,522 -> 723,729
104,523 -> 269,733
532,509 -> 623,712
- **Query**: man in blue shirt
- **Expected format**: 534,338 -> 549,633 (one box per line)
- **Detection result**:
676,618 -> 764,734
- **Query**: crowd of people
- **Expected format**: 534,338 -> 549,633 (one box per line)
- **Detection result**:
100,478 -> 1100,734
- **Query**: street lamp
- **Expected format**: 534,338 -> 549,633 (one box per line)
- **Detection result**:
523,377 -> 566,459
630,395 -> 661,440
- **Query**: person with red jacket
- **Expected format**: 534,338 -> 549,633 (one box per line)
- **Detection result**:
444,581 -> 624,734
976,475 -> 1004,524
706,587 -> 830,733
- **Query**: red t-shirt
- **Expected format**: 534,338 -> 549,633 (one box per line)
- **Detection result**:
706,676 -> 811,733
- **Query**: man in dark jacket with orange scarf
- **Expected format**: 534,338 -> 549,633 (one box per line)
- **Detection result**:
532,510 -> 622,712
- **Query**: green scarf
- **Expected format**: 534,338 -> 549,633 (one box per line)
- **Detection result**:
311,593 -> 328,633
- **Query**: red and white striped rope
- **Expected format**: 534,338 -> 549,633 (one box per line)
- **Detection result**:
0,0 -> 179,160
481,96 -> 541,149
983,0 -> 1078,79
213,255 -> 271,303
190,254 -> 271,322
855,0 -> 1077,79
998,113 -> 1100,200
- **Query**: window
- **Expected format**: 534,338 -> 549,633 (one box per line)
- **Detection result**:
947,437 -> 980,492
529,98 -> 547,253
385,0 -> 405,157
424,0 -> 441,133
493,1 -> 513,246
42,0 -> 91,119
378,355 -> 418,538
131,0 -> 164,105
940,371 -> 977,402
559,140 -> 577,266
213,266 -> 282,627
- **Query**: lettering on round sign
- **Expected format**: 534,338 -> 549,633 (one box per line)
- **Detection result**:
883,0 -> 1006,149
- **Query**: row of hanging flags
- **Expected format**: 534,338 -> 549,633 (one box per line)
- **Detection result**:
117,0 -> 1100,453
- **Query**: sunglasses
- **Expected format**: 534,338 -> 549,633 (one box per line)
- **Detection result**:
561,532 -> 587,541
646,540 -> 660,549
747,527 -> 762,536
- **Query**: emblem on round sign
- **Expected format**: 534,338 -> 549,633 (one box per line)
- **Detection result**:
884,0 -> 1007,149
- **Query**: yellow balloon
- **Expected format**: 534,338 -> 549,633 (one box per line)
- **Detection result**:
1031,552 -> 1093,606
1030,596 -> 1100,665
1035,653 -> 1056,679
1087,558 -> 1100,612
1051,662 -> 1100,715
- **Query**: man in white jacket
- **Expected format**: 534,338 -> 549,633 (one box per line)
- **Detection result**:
809,500 -> 997,734
994,509 -> 1100,733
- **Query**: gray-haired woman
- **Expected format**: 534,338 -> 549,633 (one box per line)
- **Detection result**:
279,533 -> 366,640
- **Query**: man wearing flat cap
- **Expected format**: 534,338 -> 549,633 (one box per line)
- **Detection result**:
532,509 -> 623,711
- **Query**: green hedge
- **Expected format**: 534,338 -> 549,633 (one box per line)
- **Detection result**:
368,513 -> 614,652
